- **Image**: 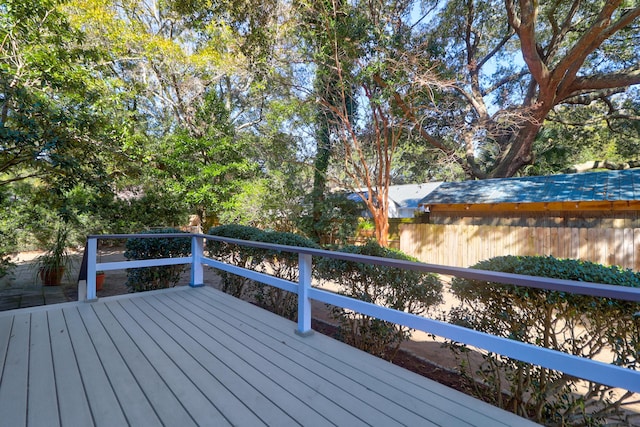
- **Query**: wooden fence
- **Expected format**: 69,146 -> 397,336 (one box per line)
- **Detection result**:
399,223 -> 640,271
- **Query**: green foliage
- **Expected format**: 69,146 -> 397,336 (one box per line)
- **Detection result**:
207,225 -> 320,319
0,187 -> 18,277
449,255 -> 640,425
34,226 -> 71,285
0,255 -> 13,280
0,0 -> 122,189
156,91 -> 258,224
529,97 -> 640,176
206,224 -> 266,298
67,187 -> 189,238
124,228 -> 191,292
316,241 -> 443,360
250,229 -> 321,320
298,193 -> 361,246
1,180 -> 189,251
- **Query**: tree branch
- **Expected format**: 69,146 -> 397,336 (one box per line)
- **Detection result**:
477,28 -> 516,70
507,0 -> 551,90
564,160 -> 640,173
569,67 -> 640,94
482,69 -> 530,97
543,0 -> 580,64
555,4 -> 640,97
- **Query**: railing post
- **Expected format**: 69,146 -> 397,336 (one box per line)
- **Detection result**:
86,237 -> 97,301
190,235 -> 204,287
296,253 -> 313,336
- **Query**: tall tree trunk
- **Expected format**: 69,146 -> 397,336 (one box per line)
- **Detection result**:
491,107 -> 550,177
372,206 -> 389,247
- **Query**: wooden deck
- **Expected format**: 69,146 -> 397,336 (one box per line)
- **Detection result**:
0,286 -> 538,426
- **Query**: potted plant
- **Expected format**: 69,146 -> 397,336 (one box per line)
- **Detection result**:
35,227 -> 71,286
357,219 -> 375,238
96,270 -> 105,291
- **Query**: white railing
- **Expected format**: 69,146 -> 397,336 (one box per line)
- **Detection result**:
80,233 -> 640,394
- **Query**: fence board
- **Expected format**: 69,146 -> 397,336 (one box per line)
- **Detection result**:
400,224 -> 640,271
635,229 -> 640,271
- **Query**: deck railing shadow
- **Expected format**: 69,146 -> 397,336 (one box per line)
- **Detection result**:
79,232 -> 640,395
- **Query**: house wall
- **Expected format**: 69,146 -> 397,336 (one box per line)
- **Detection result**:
399,223 -> 640,271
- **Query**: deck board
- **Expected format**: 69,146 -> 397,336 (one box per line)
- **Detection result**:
135,294 -> 329,426
187,287 -> 518,427
150,292 -> 391,426
28,311 -> 59,427
91,303 -> 197,427
168,290 -> 440,426
48,309 -> 94,427
0,286 -> 540,426
102,301 -> 231,426
122,295 -> 272,427
0,316 -> 13,386
77,303 -> 162,426
63,306 -> 129,426
0,313 -> 29,427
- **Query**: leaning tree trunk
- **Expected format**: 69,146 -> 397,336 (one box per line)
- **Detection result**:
489,113 -> 547,178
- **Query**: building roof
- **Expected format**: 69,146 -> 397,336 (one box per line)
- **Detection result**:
347,183 -> 442,208
419,169 -> 640,206
388,183 -> 442,208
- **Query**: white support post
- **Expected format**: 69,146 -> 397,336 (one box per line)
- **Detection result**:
190,236 -> 204,287
86,238 -> 97,301
296,253 -> 313,336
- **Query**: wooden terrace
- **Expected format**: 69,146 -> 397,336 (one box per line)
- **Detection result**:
0,285 -> 538,426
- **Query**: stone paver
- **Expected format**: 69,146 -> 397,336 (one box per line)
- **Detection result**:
0,255 -> 75,312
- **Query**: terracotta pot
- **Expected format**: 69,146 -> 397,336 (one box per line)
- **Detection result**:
96,272 -> 105,291
40,267 -> 65,286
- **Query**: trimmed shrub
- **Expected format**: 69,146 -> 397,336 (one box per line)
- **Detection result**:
207,225 -> 320,319
206,224 -> 266,298
316,241 -> 443,360
124,228 -> 191,292
250,230 -> 321,320
448,255 -> 640,425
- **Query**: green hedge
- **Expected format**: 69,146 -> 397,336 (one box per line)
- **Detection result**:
449,255 -> 640,425
124,228 -> 191,292
316,241 -> 443,360
207,225 -> 320,319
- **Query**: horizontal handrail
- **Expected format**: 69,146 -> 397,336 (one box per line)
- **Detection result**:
81,233 -> 640,394
308,287 -> 639,392
87,233 -> 640,301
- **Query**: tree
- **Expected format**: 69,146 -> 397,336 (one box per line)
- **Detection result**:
296,0 -> 426,247
295,0 -> 359,244
527,92 -> 640,176
382,0 -> 640,178
0,0 -> 121,189
156,91 -> 258,227
66,0 -> 303,229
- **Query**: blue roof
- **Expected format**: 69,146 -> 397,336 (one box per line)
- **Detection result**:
419,169 -> 640,205
347,183 -> 442,207
387,183 -> 442,208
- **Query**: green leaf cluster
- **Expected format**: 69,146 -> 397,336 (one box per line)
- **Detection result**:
316,241 -> 443,360
123,228 -> 191,292
449,255 -> 640,424
1,0 -> 121,189
297,192 -> 361,246
207,224 -> 320,319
